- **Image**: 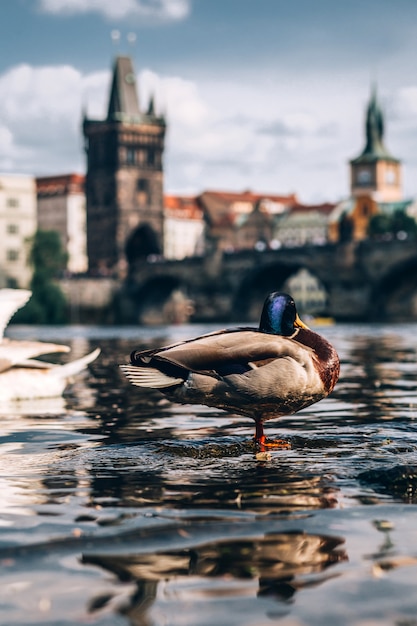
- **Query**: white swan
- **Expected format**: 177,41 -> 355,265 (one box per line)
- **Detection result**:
0,288 -> 100,401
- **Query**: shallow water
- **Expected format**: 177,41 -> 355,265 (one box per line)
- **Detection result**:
2,322 -> 417,625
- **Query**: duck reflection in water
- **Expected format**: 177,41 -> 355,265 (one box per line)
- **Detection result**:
83,530 -> 347,624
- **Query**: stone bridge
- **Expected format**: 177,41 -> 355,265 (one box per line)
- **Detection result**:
122,239 -> 417,323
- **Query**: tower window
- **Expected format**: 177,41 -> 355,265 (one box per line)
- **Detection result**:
137,179 -> 149,192
126,148 -> 135,165
147,149 -> 155,166
137,178 -> 150,206
357,168 -> 371,185
385,168 -> 396,184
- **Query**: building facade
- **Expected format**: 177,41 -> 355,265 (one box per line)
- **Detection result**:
0,174 -> 36,288
198,190 -> 298,252
36,173 -> 88,274
163,195 -> 205,260
83,55 -> 166,277
274,202 -> 335,247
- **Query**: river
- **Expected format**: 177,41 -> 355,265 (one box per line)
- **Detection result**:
2,321 -> 417,625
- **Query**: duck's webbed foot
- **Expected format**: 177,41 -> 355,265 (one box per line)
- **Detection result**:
254,420 -> 291,450
257,437 -> 291,449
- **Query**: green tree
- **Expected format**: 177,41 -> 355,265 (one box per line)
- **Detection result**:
368,213 -> 392,238
368,209 -> 417,240
14,230 -> 69,324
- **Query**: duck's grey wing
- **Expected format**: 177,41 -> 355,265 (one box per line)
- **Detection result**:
0,289 -> 32,340
134,330 -> 312,373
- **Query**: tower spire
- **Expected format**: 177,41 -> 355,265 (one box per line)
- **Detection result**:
361,82 -> 388,158
107,56 -> 141,122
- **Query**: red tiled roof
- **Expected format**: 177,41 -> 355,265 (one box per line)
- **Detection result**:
36,173 -> 85,196
200,189 -> 298,204
197,189 -> 298,227
289,202 -> 336,215
164,194 -> 203,220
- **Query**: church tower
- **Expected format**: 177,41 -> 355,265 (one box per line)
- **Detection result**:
83,55 -> 166,277
350,85 -> 402,202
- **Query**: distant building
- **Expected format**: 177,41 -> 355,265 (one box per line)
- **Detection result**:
83,55 -> 166,277
274,202 -> 335,247
0,174 -> 36,288
198,190 -> 297,252
36,173 -> 87,274
163,195 -> 205,259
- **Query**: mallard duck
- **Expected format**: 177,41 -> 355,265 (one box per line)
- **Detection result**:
0,288 -> 100,401
120,292 -> 340,446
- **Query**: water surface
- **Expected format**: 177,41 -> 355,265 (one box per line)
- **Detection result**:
2,322 -> 417,625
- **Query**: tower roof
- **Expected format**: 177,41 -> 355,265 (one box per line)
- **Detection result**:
107,55 -> 141,122
351,85 -> 399,164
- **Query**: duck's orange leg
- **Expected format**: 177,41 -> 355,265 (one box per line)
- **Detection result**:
254,420 -> 291,449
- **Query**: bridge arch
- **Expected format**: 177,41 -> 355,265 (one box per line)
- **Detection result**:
371,255 -> 417,321
125,223 -> 161,264
133,275 -> 194,324
232,262 -> 329,322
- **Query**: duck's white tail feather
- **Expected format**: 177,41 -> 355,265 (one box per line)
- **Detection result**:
120,364 -> 183,388
51,348 -> 101,378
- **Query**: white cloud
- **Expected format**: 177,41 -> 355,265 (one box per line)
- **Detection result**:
391,86 -> 417,119
0,62 -> 363,199
138,70 -> 276,190
1,61 -> 417,202
0,63 -> 110,174
38,0 -> 191,21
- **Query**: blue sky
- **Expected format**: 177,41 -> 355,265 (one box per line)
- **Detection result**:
1,0 -> 417,202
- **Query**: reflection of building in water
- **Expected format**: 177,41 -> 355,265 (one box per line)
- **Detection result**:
283,268 -> 327,316
83,531 -> 347,624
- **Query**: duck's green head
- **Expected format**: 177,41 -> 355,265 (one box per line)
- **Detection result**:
259,292 -> 309,336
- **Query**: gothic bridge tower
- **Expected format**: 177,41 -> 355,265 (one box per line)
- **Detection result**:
83,55 -> 166,276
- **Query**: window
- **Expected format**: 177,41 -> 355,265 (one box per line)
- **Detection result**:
7,224 -> 18,234
357,168 -> 372,185
147,149 -> 155,166
7,249 -> 19,261
6,197 -> 19,208
126,148 -> 135,165
385,168 -> 396,185
137,178 -> 150,206
137,179 -> 149,192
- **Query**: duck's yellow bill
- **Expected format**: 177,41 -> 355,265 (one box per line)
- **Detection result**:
294,314 -> 309,329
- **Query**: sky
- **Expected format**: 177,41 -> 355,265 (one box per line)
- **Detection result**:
1,0 -> 417,203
